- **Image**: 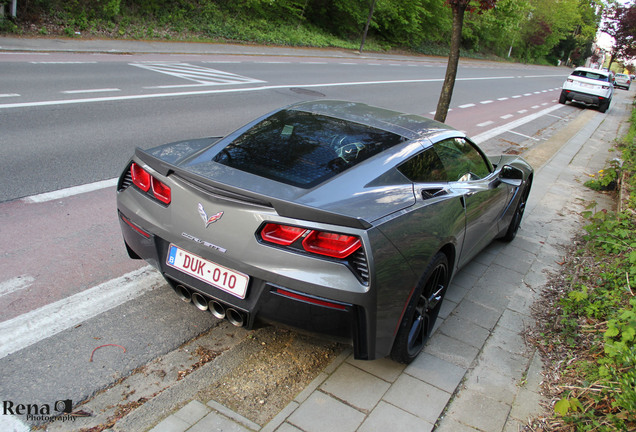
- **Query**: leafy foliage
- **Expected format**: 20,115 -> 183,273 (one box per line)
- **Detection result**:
2,0 -> 602,64
529,106 -> 636,430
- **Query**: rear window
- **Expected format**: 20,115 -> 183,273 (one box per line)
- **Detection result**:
571,70 -> 610,82
212,110 -> 405,188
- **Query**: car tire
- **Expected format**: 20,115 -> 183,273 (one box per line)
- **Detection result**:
502,177 -> 532,242
599,99 -> 610,113
390,252 -> 449,364
559,91 -> 567,104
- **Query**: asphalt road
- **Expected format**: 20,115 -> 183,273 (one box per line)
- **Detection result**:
0,43 -> 589,430
0,51 -> 567,201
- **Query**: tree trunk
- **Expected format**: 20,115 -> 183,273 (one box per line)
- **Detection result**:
434,3 -> 467,123
360,0 -> 377,53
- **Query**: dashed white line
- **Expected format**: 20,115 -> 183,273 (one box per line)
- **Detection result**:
518,109 -> 528,114
0,93 -> 20,98
512,95 -> 522,98
501,114 -> 514,119
480,100 -> 494,104
497,97 -> 509,101
531,105 -> 541,109
62,88 -> 121,94
472,105 -> 562,143
459,103 -> 476,109
477,120 -> 495,127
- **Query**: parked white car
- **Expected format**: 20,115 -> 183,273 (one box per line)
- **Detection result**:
559,67 -> 614,113
614,73 -> 631,90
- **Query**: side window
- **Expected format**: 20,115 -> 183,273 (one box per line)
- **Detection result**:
433,138 -> 491,181
398,147 -> 449,183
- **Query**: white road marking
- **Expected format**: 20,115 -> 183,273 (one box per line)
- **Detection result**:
480,100 -> 494,104
0,266 -> 162,359
0,276 -> 35,298
501,114 -> 514,119
508,130 -> 541,141
30,61 -> 98,64
472,105 -> 561,143
131,62 -> 264,86
0,93 -> 20,98
477,120 -> 495,127
0,75 -> 521,110
459,103 -> 476,108
62,88 -> 121,94
22,178 -> 117,203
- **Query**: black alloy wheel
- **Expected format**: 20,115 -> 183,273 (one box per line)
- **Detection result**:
391,252 -> 449,364
502,178 -> 532,242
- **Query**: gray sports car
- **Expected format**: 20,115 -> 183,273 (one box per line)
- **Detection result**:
116,100 -> 533,363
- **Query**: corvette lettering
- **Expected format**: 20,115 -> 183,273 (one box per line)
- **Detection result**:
181,232 -> 227,253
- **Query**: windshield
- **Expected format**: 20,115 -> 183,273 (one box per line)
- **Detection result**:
212,110 -> 405,188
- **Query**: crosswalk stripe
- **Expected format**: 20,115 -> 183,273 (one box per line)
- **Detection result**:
130,62 -> 264,85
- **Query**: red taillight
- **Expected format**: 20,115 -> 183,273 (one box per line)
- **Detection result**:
151,177 -> 171,204
260,223 -> 306,245
260,223 -> 362,259
131,163 -> 151,192
130,162 -> 171,205
302,231 -> 361,259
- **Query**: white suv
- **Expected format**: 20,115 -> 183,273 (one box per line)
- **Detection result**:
559,67 -> 614,113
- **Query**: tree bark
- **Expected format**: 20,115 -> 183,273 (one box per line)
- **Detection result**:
434,3 -> 467,123
360,0 -> 377,53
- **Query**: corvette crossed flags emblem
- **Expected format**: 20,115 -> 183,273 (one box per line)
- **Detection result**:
198,203 -> 224,228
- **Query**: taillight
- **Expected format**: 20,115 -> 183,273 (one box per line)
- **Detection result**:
260,223 -> 306,245
151,177 -> 171,204
302,231 -> 361,259
131,163 -> 151,192
130,163 -> 171,205
259,223 -> 362,259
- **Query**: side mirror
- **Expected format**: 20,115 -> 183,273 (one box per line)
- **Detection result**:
500,165 -> 523,187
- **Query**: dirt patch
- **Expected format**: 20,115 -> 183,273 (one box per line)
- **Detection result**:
199,326 -> 343,426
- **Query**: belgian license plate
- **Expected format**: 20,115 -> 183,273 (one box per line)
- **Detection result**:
166,244 -> 249,299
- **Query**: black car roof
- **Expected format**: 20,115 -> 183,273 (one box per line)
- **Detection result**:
288,100 -> 455,140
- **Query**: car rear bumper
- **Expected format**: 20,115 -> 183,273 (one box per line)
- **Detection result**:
562,89 -> 607,106
118,209 -> 376,359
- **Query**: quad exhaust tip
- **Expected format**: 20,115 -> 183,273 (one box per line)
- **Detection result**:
175,285 -> 192,303
172,284 -> 245,327
191,292 -> 209,311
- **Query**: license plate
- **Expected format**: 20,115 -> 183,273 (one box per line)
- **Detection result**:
166,244 -> 249,299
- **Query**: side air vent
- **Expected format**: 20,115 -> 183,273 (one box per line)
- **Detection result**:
350,248 -> 370,285
118,167 -> 133,192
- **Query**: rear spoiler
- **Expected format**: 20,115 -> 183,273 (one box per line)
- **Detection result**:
135,147 -> 373,230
